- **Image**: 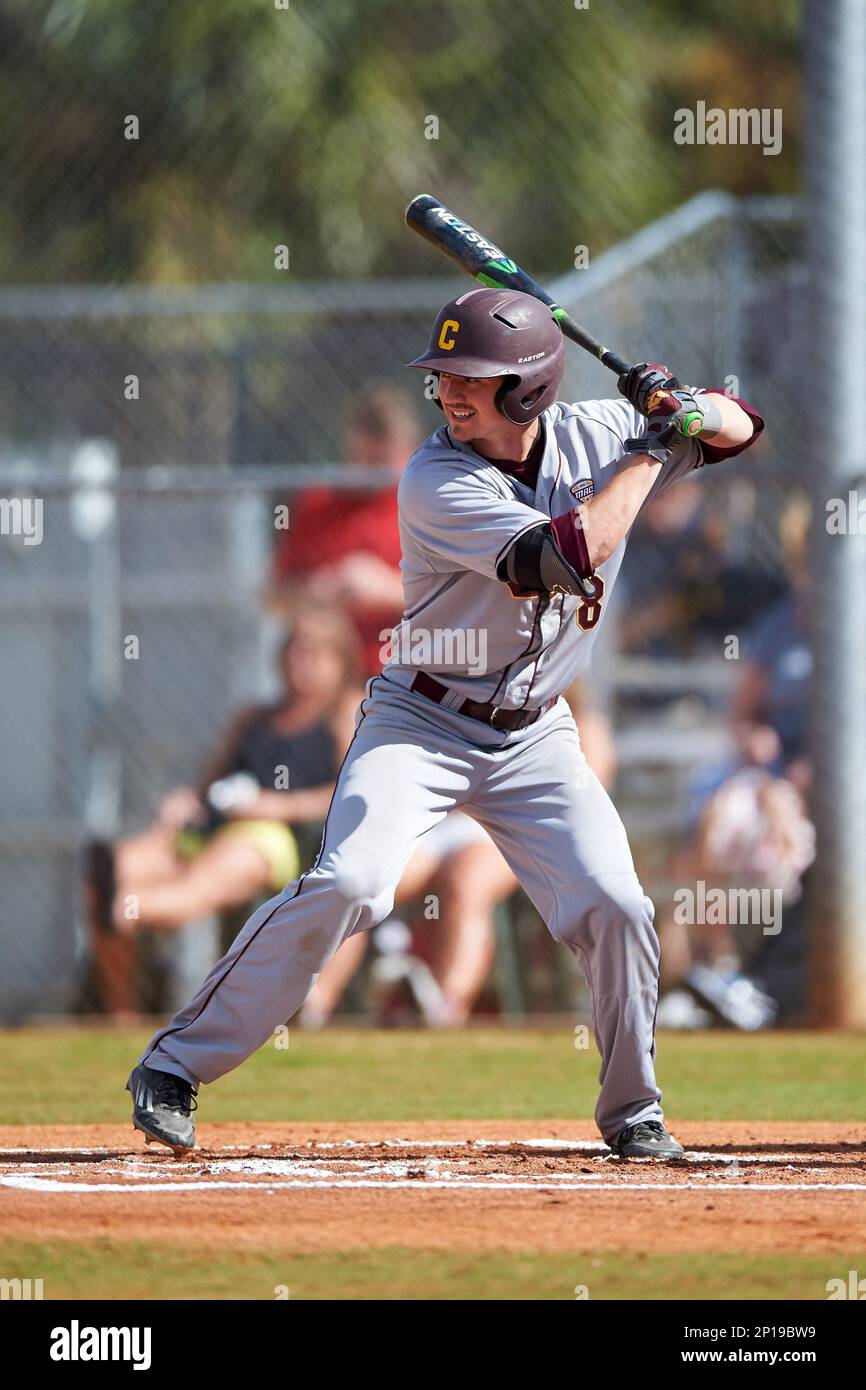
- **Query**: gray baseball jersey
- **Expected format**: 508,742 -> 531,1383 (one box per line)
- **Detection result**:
384,397 -> 703,706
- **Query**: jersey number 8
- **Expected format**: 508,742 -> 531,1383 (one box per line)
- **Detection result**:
575,572 -> 605,631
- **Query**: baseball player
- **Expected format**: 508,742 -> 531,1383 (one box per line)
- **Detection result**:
127,288 -> 763,1158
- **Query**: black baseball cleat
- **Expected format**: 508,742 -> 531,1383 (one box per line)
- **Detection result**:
127,1064 -> 197,1155
609,1120 -> 685,1160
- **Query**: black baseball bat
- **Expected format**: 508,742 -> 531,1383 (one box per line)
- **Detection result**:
405,194 -> 631,379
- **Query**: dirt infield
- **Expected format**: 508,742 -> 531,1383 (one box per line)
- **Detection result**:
2,1120 -> 864,1259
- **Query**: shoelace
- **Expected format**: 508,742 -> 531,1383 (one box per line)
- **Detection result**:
155,1074 -> 198,1115
624,1121 -> 665,1141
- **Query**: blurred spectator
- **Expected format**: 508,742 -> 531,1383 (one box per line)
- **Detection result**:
617,480 -> 784,661
83,609 -> 569,1028
658,764 -> 815,1029
728,495 -> 812,780
83,611 -> 363,1017
657,495 -> 814,1028
269,383 -> 419,677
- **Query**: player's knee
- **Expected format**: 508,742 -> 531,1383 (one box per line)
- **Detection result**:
328,853 -> 396,922
556,873 -> 656,956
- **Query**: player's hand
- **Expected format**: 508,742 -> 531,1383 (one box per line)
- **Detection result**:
618,361 -> 680,414
648,386 -> 706,445
619,362 -> 705,445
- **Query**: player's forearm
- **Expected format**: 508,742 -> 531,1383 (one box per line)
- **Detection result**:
698,392 -> 753,447
578,454 -> 663,569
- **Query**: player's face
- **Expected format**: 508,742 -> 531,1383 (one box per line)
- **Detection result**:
437,373 -> 505,444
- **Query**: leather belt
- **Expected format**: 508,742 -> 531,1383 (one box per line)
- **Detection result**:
411,672 -> 554,732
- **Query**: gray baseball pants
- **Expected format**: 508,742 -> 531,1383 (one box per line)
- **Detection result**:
142,676 -> 665,1143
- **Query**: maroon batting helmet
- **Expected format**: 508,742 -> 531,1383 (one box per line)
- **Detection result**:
406,287 -> 565,425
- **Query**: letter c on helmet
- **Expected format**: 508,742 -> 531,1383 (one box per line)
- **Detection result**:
437,319 -> 459,350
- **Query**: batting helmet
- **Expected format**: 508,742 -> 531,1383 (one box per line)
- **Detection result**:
406,287 -> 565,425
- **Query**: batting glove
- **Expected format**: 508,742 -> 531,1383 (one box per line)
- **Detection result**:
618,361 -> 680,414
619,362 -> 707,446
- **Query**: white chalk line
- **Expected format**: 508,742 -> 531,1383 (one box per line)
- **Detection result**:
3,1173 -> 866,1195
1,1138 -> 863,1196
0,1139 -> 607,1155
0,1140 -> 849,1164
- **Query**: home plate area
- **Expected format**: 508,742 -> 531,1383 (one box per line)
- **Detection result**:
3,1135 -> 866,1194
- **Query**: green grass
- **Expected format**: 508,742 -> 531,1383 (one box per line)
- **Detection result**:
0,1238 -> 858,1301
0,1025 -> 864,1125
3,1026 -> 863,1304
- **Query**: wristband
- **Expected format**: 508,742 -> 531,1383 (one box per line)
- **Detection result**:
695,393 -> 724,439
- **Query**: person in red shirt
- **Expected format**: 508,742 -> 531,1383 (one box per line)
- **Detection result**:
270,384 -> 418,677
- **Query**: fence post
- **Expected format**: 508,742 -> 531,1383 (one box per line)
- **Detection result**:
804,0 -> 866,1025
71,441 -> 123,839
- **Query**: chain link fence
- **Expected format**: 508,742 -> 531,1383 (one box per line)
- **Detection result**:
0,194 -> 805,1021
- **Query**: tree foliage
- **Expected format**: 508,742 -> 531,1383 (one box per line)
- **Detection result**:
0,0 -> 801,285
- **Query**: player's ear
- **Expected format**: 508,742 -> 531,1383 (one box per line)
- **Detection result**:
494,373 -> 526,420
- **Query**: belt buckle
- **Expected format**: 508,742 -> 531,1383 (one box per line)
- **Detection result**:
488,706 -> 509,730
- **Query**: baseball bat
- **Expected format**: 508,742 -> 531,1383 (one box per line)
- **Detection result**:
405,194 -> 631,379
